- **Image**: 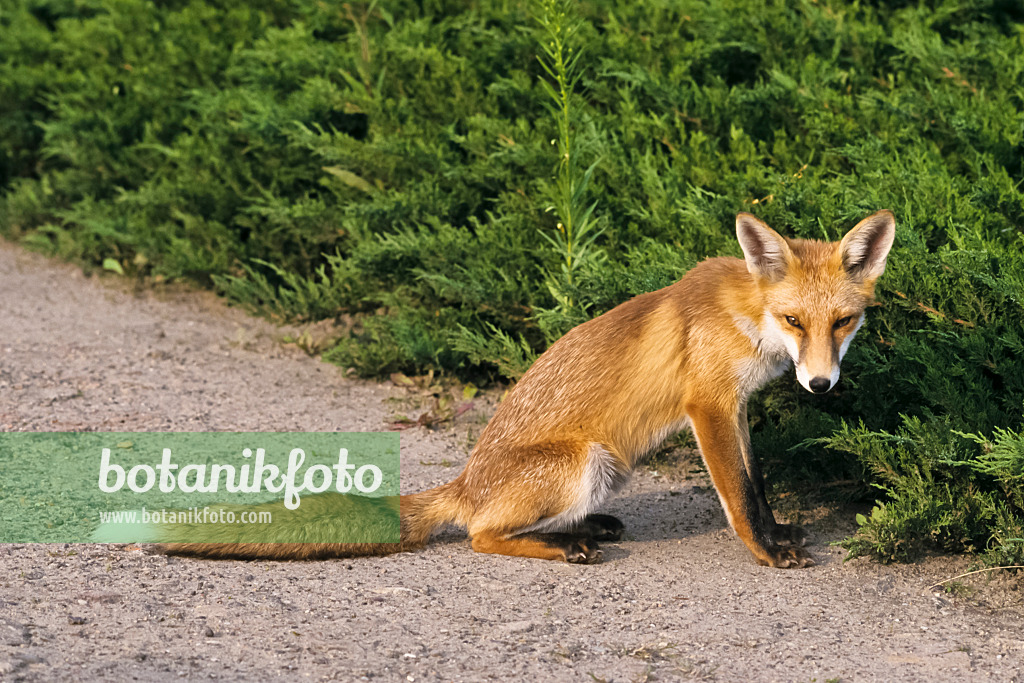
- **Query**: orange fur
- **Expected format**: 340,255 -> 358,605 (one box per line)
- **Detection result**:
164,211 -> 895,568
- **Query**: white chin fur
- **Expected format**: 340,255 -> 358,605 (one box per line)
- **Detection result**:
795,363 -> 814,392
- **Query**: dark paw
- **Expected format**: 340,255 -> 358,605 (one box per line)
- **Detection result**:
761,544 -> 815,569
564,538 -> 604,564
576,513 -> 625,542
771,523 -> 808,547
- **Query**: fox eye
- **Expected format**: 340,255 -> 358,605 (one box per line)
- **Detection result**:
785,316 -> 801,328
834,316 -> 853,329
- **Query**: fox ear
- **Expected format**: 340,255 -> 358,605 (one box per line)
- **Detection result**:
736,213 -> 792,281
840,210 -> 895,281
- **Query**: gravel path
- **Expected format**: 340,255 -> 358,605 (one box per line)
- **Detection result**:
0,241 -> 1021,682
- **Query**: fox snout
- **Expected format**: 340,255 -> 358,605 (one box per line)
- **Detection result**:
797,322 -> 856,395
794,359 -> 840,395
793,314 -> 866,395
807,376 -> 832,394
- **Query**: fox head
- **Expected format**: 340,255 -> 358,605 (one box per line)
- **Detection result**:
735,210 -> 895,394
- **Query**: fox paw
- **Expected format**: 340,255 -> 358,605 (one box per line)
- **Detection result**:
576,513 -> 625,542
564,538 -> 604,564
761,545 -> 815,569
771,523 -> 808,547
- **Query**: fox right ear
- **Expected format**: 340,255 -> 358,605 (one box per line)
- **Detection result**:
736,213 -> 792,281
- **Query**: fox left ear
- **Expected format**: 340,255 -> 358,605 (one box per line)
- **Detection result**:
839,210 -> 895,281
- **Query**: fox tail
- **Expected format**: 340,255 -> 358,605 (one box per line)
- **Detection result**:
91,480 -> 466,560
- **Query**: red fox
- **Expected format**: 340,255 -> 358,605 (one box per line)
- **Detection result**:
157,210 -> 895,568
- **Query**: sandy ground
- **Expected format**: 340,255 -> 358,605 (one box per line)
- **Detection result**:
0,240 -> 1021,682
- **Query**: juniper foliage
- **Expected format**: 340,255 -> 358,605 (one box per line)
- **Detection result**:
2,0 -> 1022,564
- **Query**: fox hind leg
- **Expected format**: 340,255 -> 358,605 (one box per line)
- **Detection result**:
471,513 -> 622,564
465,442 -> 628,564
472,529 -> 604,564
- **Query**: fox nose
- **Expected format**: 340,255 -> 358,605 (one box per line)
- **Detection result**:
808,377 -> 832,394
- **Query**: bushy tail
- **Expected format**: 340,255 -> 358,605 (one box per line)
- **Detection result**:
92,481 -> 466,561
397,480 -> 466,550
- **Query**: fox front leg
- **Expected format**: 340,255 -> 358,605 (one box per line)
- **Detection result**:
736,404 -> 808,549
686,404 -> 814,568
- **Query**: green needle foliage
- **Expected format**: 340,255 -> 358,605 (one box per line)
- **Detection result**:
2,0 -> 1023,565
534,0 -> 605,327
